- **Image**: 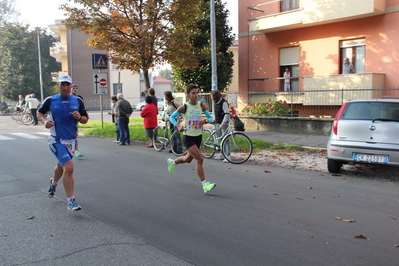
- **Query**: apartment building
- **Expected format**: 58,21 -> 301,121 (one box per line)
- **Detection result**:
49,20 -> 143,108
238,0 -> 399,113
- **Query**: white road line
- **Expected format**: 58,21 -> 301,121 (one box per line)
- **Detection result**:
0,135 -> 16,140
10,133 -> 43,139
36,132 -> 50,136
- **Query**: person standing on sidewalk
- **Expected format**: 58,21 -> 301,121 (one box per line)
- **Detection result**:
166,83 -> 216,193
37,74 -> 88,212
110,95 -> 120,143
164,90 -> 182,154
148,87 -> 158,110
26,93 -> 39,125
140,95 -> 158,148
115,93 -> 133,146
71,84 -> 86,157
211,90 -> 231,162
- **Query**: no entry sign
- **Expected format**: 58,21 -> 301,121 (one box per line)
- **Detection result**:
93,73 -> 108,95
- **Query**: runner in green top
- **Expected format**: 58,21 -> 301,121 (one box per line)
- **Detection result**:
167,84 -> 216,193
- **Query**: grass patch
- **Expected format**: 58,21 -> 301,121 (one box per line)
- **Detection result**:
80,119 -> 317,152
81,118 -> 149,142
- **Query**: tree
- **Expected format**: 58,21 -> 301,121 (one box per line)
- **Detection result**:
172,0 -> 235,92
0,24 -> 60,100
158,68 -> 172,80
62,0 -> 201,90
0,0 -> 19,25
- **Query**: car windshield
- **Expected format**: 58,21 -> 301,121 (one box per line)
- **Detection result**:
342,102 -> 399,120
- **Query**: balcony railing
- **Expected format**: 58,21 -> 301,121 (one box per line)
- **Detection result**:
49,45 -> 68,57
248,0 -> 386,33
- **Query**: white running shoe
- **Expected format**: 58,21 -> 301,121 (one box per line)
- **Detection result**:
214,154 -> 224,160
223,156 -> 231,163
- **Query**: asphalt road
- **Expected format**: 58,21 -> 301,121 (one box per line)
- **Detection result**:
1,114 -> 399,265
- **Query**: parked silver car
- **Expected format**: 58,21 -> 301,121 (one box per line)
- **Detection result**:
327,99 -> 399,173
135,97 -> 164,111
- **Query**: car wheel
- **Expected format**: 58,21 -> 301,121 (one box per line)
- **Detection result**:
327,158 -> 342,173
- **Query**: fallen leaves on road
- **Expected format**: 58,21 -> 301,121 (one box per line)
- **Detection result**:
264,170 -> 272,173
272,192 -> 279,195
354,234 -> 370,240
335,217 -> 355,222
26,216 -> 35,220
296,197 -> 304,200
243,170 -> 249,172
388,215 -> 397,220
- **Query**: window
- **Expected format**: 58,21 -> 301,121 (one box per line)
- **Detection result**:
280,47 -> 299,91
340,39 -> 365,74
281,0 -> 299,12
113,83 -> 122,95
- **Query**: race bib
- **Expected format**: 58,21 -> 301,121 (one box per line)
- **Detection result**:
60,139 -> 76,154
47,136 -> 76,155
187,115 -> 202,130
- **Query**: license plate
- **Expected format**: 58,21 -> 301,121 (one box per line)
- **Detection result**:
353,154 -> 388,163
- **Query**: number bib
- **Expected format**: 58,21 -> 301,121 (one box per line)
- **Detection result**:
48,136 -> 76,155
187,115 -> 202,131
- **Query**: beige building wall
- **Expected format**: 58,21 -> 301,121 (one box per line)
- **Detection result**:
228,41 -> 239,93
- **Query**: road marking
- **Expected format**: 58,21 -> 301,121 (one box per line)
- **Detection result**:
0,135 -> 16,140
10,133 -> 42,139
36,132 -> 49,136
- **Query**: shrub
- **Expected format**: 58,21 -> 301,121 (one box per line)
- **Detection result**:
242,99 -> 290,116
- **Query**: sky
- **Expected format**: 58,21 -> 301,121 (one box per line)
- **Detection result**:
13,0 -> 238,37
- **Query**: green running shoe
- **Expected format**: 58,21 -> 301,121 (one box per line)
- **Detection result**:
167,158 -> 175,174
203,181 -> 216,193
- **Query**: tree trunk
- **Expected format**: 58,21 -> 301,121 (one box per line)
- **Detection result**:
143,69 -> 150,90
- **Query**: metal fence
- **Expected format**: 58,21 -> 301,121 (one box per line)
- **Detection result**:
198,88 -> 399,118
84,98 -> 112,111
3,87 -> 399,118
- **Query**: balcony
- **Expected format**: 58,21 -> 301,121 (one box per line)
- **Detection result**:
49,45 -> 68,58
248,0 -> 386,33
248,73 -> 386,106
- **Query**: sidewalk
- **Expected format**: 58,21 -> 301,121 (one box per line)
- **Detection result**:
0,189 -> 193,266
244,130 -> 329,149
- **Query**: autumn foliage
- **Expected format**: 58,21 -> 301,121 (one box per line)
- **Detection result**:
61,0 -> 201,88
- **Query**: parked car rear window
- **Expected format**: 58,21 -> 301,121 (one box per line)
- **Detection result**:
341,102 -> 399,120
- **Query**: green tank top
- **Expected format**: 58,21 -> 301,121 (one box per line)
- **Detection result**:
184,102 -> 203,136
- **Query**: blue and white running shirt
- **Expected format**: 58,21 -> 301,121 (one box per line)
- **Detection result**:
38,94 -> 86,140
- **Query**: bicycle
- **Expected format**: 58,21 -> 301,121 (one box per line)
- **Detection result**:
10,107 -> 25,124
200,121 -> 253,164
153,119 -> 187,156
21,108 -> 34,125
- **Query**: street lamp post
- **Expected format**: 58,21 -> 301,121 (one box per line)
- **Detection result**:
37,29 -> 44,102
210,0 -> 217,117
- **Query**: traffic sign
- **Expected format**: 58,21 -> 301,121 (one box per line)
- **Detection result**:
92,54 -> 108,69
93,73 -> 108,95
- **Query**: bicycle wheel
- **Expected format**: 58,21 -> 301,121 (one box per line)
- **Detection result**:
21,113 -> 33,125
170,130 -> 187,156
15,112 -> 23,124
10,110 -> 18,120
221,132 -> 253,164
153,126 -> 167,151
200,129 -> 217,159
